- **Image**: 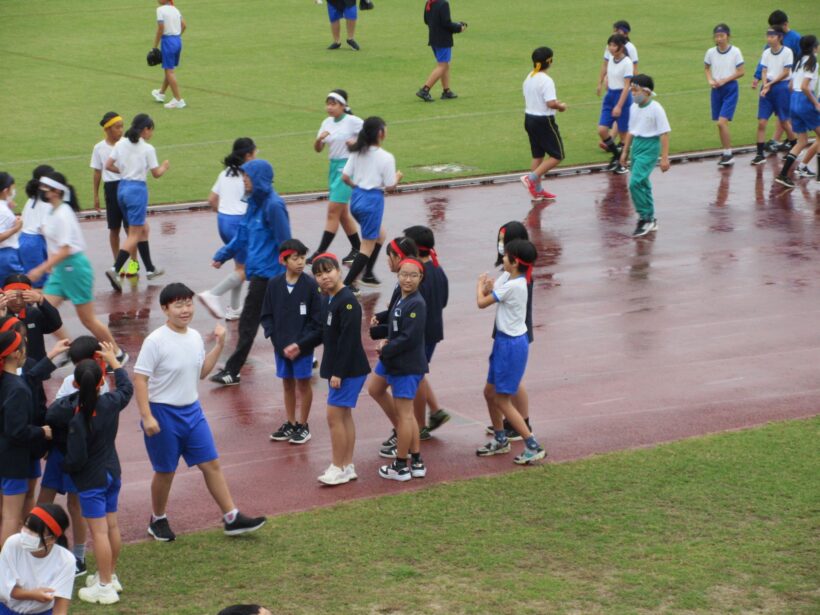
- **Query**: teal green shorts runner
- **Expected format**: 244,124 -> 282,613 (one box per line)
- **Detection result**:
44,252 -> 95,305
328,158 -> 352,204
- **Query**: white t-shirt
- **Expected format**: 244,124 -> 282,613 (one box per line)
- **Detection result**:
628,100 -> 672,138
42,203 -> 85,255
704,45 -> 744,82
157,4 -> 183,36
523,72 -> 557,116
604,41 -> 638,64
20,198 -> 47,236
492,272 -> 528,337
342,147 -> 397,191
108,138 -> 159,182
0,200 -> 19,250
318,114 -> 364,160
607,56 -> 634,90
211,170 -> 247,216
90,139 -> 121,183
55,373 -> 109,399
793,57 -> 819,96
0,534 -> 75,614
135,325 -> 205,406
761,46 -> 794,82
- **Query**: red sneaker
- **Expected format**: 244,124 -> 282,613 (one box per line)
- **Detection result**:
536,189 -> 557,200
520,175 -> 539,198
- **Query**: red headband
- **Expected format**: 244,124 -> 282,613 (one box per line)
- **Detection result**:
3,282 -> 31,292
516,258 -> 534,284
398,258 -> 424,273
312,252 -> 338,264
29,506 -> 63,538
389,239 -> 407,260
418,246 -> 439,267
0,317 -> 21,333
279,249 -> 297,264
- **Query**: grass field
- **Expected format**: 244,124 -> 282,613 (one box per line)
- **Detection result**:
65,417 -> 819,614
1,1 -> 818,208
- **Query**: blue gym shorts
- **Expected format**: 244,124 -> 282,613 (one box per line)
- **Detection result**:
41,449 -> 68,494
143,401 -> 219,473
0,460 -> 41,495
275,353 -> 314,380
327,374 -> 367,408
757,81 -> 791,121
486,331 -> 529,395
328,2 -> 357,22
599,88 -> 632,133
217,213 -> 246,264
349,187 -> 385,240
18,233 -> 48,288
375,360 -> 423,400
161,34 -> 182,69
432,46 -> 452,63
790,93 -> 820,134
117,179 -> 149,227
0,247 -> 23,283
69,473 -> 121,519
711,80 -> 739,121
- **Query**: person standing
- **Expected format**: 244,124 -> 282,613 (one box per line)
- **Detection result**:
416,0 -> 467,102
151,0 -> 187,109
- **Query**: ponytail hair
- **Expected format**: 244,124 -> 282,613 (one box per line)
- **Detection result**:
223,137 -> 257,177
25,165 -> 54,199
42,171 -> 80,212
798,35 -> 818,73
349,116 -> 385,153
125,114 -> 155,144
74,359 -> 102,432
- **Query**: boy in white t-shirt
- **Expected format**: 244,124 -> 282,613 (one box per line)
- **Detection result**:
704,24 -> 745,166
134,283 -> 265,541
151,0 -> 187,109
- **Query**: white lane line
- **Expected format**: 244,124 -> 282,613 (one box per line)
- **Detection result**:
582,397 -> 626,407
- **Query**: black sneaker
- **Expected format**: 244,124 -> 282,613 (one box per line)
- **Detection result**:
327,42 -> 341,50
632,219 -> 652,238
75,558 -> 87,577
148,517 -> 176,542
419,426 -> 432,441
224,512 -> 266,536
379,444 -> 397,459
348,284 -> 362,298
416,88 -> 434,102
346,38 -> 360,51
382,429 -> 397,447
764,139 -> 779,153
289,423 -> 311,444
750,154 -> 767,165
606,157 -> 620,172
378,460 -> 411,481
504,426 -> 523,442
342,249 -> 358,265
270,421 -> 296,441
360,273 -> 380,287
485,419 -> 511,436
613,163 -> 629,175
774,174 -> 795,189
428,409 -> 451,432
210,369 -> 240,386
717,154 -> 734,167
776,140 -> 792,152
441,90 -> 458,100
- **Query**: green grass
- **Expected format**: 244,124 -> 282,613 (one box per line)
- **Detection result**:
1,1 -> 818,207
68,417 -> 819,614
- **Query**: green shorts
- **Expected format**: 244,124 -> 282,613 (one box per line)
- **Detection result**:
328,158 -> 352,204
44,252 -> 94,305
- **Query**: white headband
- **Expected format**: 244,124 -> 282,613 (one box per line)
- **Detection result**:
40,176 -> 72,203
327,92 -> 347,106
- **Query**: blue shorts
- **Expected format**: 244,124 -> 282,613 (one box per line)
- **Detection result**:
18,233 -> 48,288
486,332 -> 529,395
374,360 -> 423,400
432,46 -> 452,63
327,374 -> 366,408
275,353 -> 314,380
217,213 -> 246,264
1,460 -> 41,496
41,448 -> 69,494
70,473 -> 121,519
143,401 -> 219,473
599,88 -> 632,133
758,81 -> 791,121
790,94 -> 820,134
425,342 -> 437,362
328,2 -> 357,22
0,603 -> 52,615
350,187 -> 384,240
161,35 -> 182,69
711,80 -> 739,121
117,179 -> 148,227
0,247 -> 23,283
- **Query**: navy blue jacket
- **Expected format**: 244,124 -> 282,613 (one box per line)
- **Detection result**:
260,272 -> 323,357
420,261 -> 448,345
0,372 -> 47,478
22,356 -> 58,460
11,299 -> 62,363
424,0 -> 463,48
380,291 -> 429,376
319,286 -> 371,380
214,159 -> 291,279
372,284 -> 402,340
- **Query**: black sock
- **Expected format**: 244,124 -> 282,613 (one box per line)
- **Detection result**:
411,452 -> 421,463
781,153 -> 797,176
316,230 -> 335,254
137,241 -> 155,272
756,142 -> 765,155
603,137 -> 619,156
343,252 -> 370,286
113,250 -> 130,272
394,458 -> 408,469
364,242 -> 382,276
347,232 -> 361,251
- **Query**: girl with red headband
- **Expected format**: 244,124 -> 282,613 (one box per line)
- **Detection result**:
0,173 -> 24,285
476,238 -> 546,465
0,503 -> 74,615
2,274 -> 64,364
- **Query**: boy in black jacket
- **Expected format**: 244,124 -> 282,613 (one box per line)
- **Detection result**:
260,240 -> 322,445
417,0 -> 467,102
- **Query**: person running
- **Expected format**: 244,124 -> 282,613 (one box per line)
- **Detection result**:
18,166 -> 53,289
597,34 -> 634,174
704,24 -> 745,167
416,0 -> 467,102
151,0 -> 187,109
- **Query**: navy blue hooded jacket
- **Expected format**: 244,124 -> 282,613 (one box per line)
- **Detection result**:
379,290 -> 429,376
214,159 -> 291,279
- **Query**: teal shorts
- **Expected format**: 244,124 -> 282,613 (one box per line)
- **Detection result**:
44,252 -> 94,305
328,158 -> 353,204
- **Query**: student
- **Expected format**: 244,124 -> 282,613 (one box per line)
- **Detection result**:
198,138 -> 257,321
597,34 -> 634,174
751,26 -> 796,165
310,90 -> 363,266
26,171 -> 128,365
373,258 -> 429,482
261,240 -> 322,445
19,166 -> 53,289
0,173 -> 23,285
3,274 -> 63,364
135,283 -> 265,540
303,254 -> 370,485
47,344 -> 132,605
704,24 -> 745,166
105,114 -> 169,290
476,239 -> 545,465
521,46 -> 568,201
775,35 -> 820,188
325,0 -> 360,51
210,159 -> 291,386
0,504 -> 74,615
341,117 -> 402,291
402,226 -> 449,440
620,74 -> 671,238
151,0 -> 187,108
416,0 -> 467,102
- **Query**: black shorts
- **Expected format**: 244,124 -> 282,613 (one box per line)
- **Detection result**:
104,181 -> 128,231
524,114 -> 565,161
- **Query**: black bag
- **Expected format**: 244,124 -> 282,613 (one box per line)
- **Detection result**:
147,48 -> 162,66
359,0 -> 374,10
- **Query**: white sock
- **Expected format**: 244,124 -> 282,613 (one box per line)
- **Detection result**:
151,513 -> 166,522
723,149 -> 732,156
224,508 -> 238,523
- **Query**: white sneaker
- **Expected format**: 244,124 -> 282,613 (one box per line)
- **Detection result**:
79,582 -> 120,604
224,306 -> 242,321
198,291 -> 225,319
318,464 -> 349,486
86,572 -> 123,593
164,98 -> 186,109
151,89 -> 165,102
343,464 -> 358,481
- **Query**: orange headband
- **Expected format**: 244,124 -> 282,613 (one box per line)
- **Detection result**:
398,258 -> 424,273
389,239 -> 407,260
279,249 -> 297,264
0,317 -> 21,334
516,258 -> 534,284
3,282 -> 31,292
29,506 -> 63,538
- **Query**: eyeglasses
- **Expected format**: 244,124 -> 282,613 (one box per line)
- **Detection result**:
398,272 -> 421,280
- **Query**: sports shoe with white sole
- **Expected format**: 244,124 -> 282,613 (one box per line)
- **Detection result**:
210,369 -> 240,386
318,464 -> 349,485
270,421 -> 296,441
198,291 -> 225,319
164,98 -> 187,109
79,582 -> 120,605
378,461 -> 411,481
289,423 -> 311,444
224,512 -> 266,536
105,269 -> 122,292
151,89 -> 165,102
86,572 -> 123,593
344,464 -> 358,481
476,439 -> 511,457
147,517 -> 176,542
225,306 -> 242,321
513,446 -> 547,465
146,267 -> 165,280
410,460 -> 427,478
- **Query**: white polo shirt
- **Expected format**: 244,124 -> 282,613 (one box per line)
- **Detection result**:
761,46 -> 794,82
42,203 -> 85,255
492,272 -> 528,338
523,72 -> 557,116
135,325 -> 205,406
0,200 -> 19,250
342,146 -> 397,190
704,45 -> 745,81
109,138 -> 159,182
157,4 -> 183,36
211,170 -> 247,216
607,56 -> 634,90
604,41 -> 638,64
318,114 -> 364,160
628,100 -> 672,138
90,139 -> 121,183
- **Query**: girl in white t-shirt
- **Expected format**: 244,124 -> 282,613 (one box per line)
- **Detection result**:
310,90 -> 363,266
19,166 -> 54,289
197,138 -> 257,321
597,34 -> 634,173
0,173 -> 24,284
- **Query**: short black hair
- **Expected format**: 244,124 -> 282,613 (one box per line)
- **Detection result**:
68,335 -> 101,365
613,20 -> 631,33
768,10 -> 788,26
4,273 -> 33,287
217,606 -> 264,615
607,34 -> 628,49
311,254 -> 340,276
99,111 -> 120,127
0,172 -> 14,193
631,73 -> 655,92
531,46 -> 554,67
279,238 -> 308,257
713,23 -> 731,35
403,225 -> 435,250
159,283 -> 195,307
769,24 -> 785,38
496,221 -> 529,267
